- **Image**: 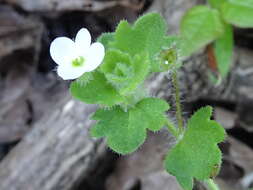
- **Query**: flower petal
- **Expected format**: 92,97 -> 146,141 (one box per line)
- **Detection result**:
50,37 -> 76,65
57,64 -> 88,80
84,42 -> 105,72
75,28 -> 91,56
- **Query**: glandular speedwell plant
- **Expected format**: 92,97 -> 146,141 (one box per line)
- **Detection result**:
50,13 -> 226,190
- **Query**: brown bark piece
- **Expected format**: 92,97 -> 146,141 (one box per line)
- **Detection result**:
0,98 -> 105,190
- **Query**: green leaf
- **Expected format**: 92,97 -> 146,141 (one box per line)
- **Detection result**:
110,13 -> 174,72
214,23 -> 234,78
70,71 -> 125,106
221,0 -> 253,28
180,6 -> 224,57
207,0 -> 226,9
165,106 -> 226,190
97,32 -> 114,50
91,98 -> 170,154
100,50 -> 150,95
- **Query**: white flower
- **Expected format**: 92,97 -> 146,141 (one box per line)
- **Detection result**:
50,28 -> 105,80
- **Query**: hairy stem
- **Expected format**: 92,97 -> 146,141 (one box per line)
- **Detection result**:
172,70 -> 184,133
166,120 -> 179,139
205,179 -> 220,190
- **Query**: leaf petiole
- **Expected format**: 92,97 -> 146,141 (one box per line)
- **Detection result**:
205,179 -> 220,190
172,69 -> 184,134
166,120 -> 180,139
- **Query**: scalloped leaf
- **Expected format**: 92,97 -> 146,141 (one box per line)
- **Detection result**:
180,6 -> 224,57
109,13 -> 174,72
165,106 -> 226,190
97,32 -> 114,50
90,98 -> 170,154
100,50 -> 150,95
70,71 -> 125,106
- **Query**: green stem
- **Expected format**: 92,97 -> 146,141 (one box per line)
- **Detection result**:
166,120 -> 179,139
172,70 -> 184,133
205,179 -> 220,190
